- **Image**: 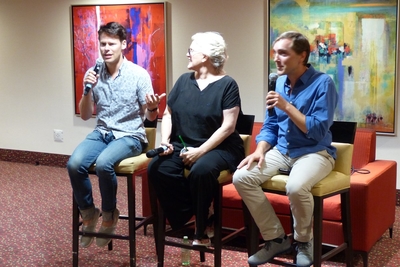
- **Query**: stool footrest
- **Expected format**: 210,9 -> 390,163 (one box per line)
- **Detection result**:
321,243 -> 348,261
269,259 -> 296,266
134,215 -> 154,231
221,226 -> 245,244
165,239 -> 215,253
77,230 -> 129,240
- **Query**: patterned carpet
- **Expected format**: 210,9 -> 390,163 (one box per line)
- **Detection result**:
0,160 -> 398,267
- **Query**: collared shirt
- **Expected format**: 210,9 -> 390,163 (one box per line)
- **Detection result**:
87,58 -> 153,143
256,64 -> 338,159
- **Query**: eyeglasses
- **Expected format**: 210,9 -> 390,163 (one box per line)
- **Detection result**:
187,48 -> 201,57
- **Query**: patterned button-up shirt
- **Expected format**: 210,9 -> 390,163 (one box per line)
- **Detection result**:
87,58 -> 154,143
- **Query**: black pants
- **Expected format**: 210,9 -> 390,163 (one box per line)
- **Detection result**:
148,148 -> 229,239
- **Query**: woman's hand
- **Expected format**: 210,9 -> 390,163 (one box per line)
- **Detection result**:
179,147 -> 204,167
158,142 -> 174,156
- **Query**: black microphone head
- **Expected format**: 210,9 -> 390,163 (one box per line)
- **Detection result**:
146,150 -> 157,158
146,146 -> 167,158
93,58 -> 103,73
84,59 -> 103,95
267,73 -> 278,116
268,73 -> 278,93
269,73 -> 279,82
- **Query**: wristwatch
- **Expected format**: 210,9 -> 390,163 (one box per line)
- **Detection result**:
147,107 -> 158,112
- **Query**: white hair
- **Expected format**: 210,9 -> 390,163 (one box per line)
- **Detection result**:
191,32 -> 228,70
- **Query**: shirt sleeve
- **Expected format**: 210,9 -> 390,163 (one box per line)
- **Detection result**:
255,113 -> 279,146
304,75 -> 338,141
222,77 -> 241,110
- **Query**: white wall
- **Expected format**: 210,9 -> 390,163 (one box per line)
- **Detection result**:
0,0 -> 265,153
0,0 -> 399,187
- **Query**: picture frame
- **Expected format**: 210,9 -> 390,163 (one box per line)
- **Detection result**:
268,0 -> 398,135
71,2 -> 167,119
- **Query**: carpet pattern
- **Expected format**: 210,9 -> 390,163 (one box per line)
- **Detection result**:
0,160 -> 398,266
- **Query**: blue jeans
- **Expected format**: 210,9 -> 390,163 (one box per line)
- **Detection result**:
67,130 -> 142,212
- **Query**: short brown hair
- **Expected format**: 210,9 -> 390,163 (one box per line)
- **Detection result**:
98,22 -> 127,42
273,31 -> 310,65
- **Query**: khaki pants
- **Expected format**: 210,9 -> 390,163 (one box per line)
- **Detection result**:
233,147 -> 334,242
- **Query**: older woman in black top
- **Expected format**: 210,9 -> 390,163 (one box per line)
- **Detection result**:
148,31 -> 244,246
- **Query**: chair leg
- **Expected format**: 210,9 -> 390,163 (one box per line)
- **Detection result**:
313,196 -> 323,267
156,205 -> 166,267
149,178 -> 160,255
358,251 -> 368,267
242,201 -> 259,267
212,184 -> 223,267
200,252 -> 206,262
127,174 -> 136,267
141,173 -> 152,236
72,196 -> 79,267
341,191 -> 353,267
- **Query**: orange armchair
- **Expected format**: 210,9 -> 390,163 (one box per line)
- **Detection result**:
348,128 -> 397,266
221,126 -> 396,267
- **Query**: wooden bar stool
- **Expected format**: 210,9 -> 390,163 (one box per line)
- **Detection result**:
72,120 -> 157,267
151,114 -> 255,267
244,121 -> 357,267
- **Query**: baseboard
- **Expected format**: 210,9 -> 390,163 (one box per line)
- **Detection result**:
0,148 -> 69,168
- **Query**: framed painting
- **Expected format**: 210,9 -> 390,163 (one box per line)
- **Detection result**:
71,2 -> 167,118
268,0 -> 398,134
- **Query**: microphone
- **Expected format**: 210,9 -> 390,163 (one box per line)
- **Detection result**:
84,59 -> 102,96
146,145 -> 168,158
268,73 -> 279,117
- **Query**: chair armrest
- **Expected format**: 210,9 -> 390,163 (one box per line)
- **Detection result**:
350,160 -> 397,251
144,128 -> 156,153
240,134 -> 251,156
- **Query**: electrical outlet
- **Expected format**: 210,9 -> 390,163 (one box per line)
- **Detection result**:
54,129 -> 64,142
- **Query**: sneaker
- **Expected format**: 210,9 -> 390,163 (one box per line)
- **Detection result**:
80,207 -> 100,248
206,214 -> 214,238
96,208 -> 120,247
206,225 -> 214,239
296,239 -> 313,267
193,238 -> 211,247
248,235 -> 291,265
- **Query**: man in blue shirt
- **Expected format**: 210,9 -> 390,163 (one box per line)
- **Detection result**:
233,31 -> 338,267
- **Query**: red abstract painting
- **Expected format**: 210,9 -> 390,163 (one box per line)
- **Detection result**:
72,3 -> 166,118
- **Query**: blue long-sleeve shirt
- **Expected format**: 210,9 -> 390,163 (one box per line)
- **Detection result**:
256,65 -> 338,159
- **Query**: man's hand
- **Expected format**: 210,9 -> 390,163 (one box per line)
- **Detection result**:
146,93 -> 166,110
83,70 -> 99,96
237,150 -> 265,170
266,91 -> 289,111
